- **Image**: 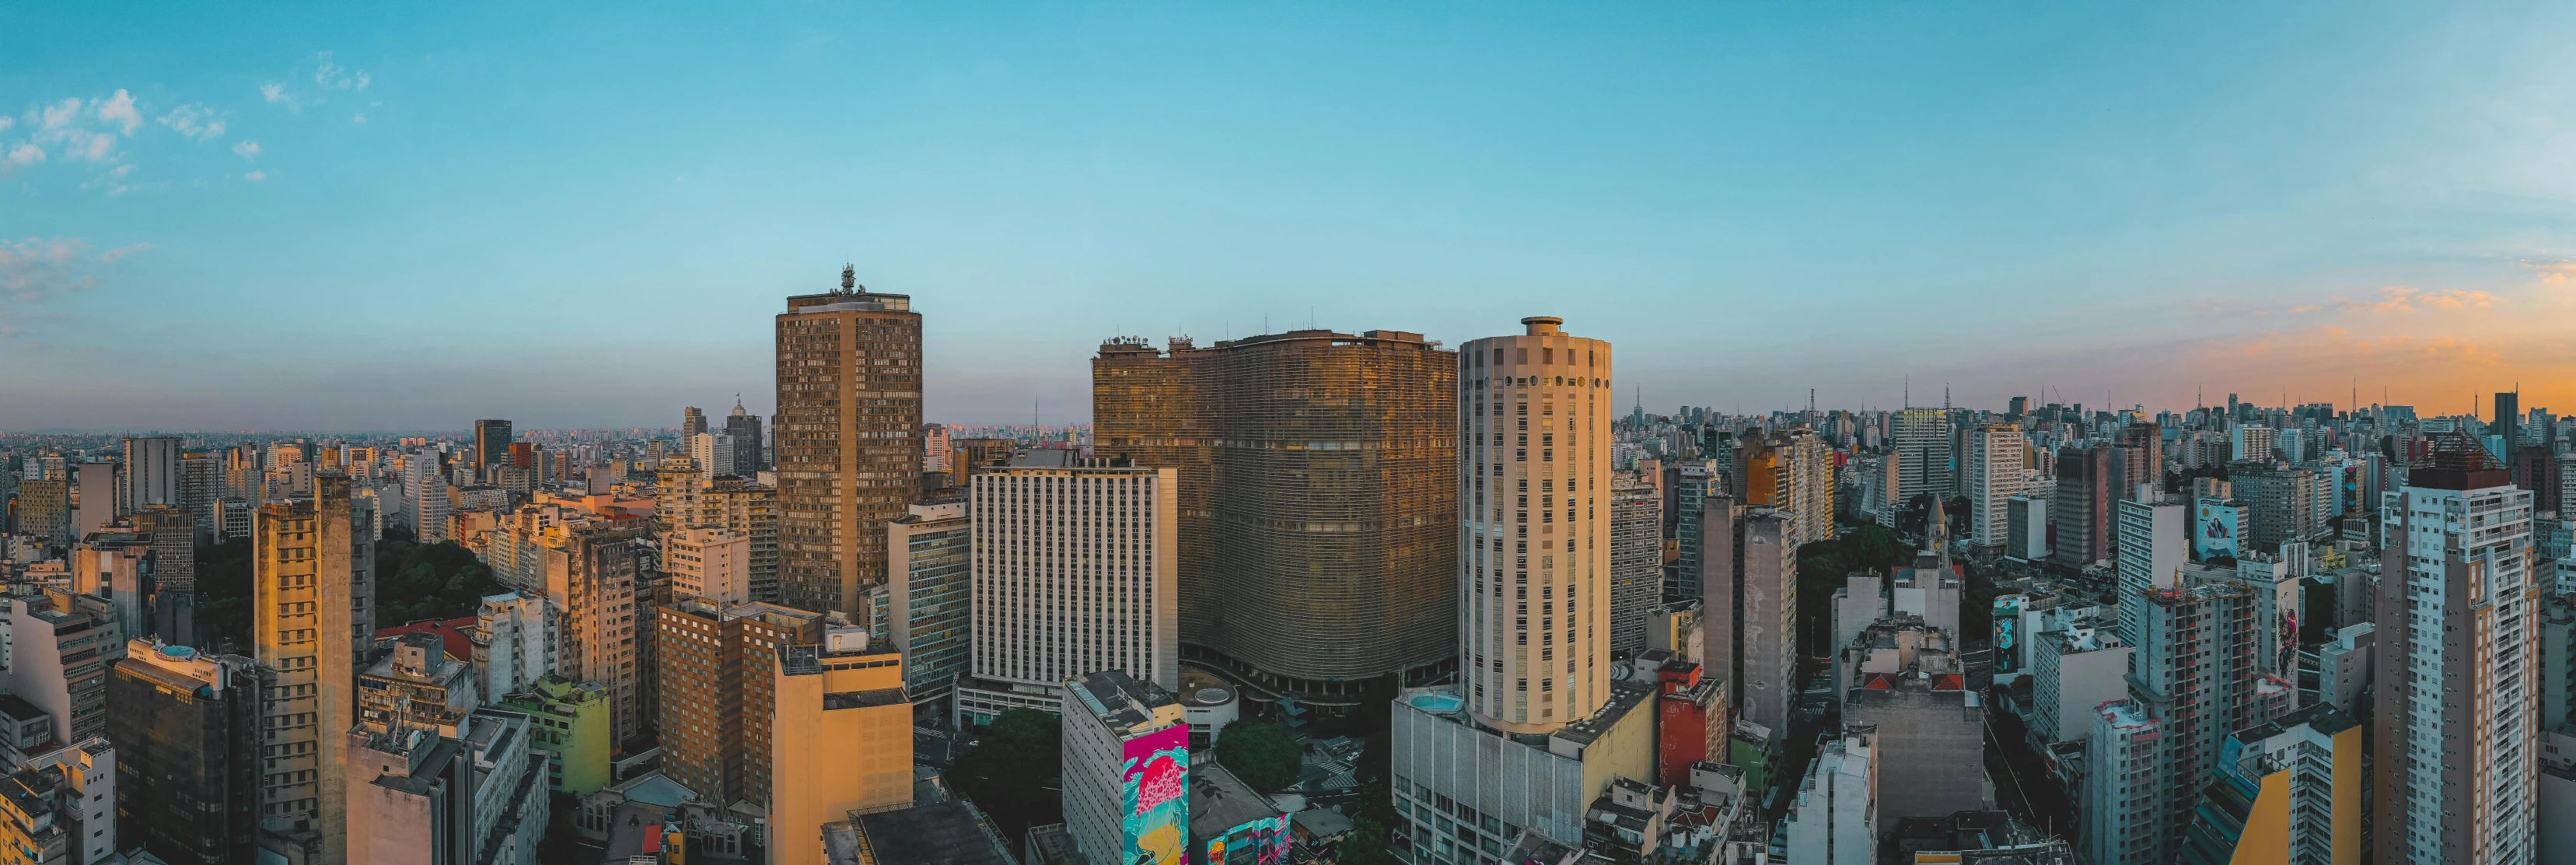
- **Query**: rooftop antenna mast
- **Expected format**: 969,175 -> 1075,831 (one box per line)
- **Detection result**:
839,263 -> 857,294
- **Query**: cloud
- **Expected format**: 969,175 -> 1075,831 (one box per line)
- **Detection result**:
6,144 -> 39,165
2333,285 -> 2495,315
232,139 -> 261,159
0,237 -> 145,304
2522,258 -> 2576,283
313,51 -> 370,91
96,89 -> 140,134
266,51 -> 371,112
39,98 -> 81,129
0,117 -> 12,133
156,104 -> 226,140
245,170 -> 267,181
351,113 -> 367,125
260,82 -> 294,107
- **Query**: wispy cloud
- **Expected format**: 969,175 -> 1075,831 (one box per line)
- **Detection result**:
232,139 -> 260,159
95,89 -> 140,135
6,143 -> 40,166
264,51 -> 372,113
245,170 -> 267,182
2521,258 -> 2576,283
156,103 -> 226,140
2337,285 -> 2495,314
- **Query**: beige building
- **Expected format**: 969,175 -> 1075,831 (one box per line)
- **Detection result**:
668,527 -> 752,604
254,473 -> 373,863
543,516 -> 649,750
774,268 -> 922,617
1456,317 -> 1614,734
767,628 -> 913,865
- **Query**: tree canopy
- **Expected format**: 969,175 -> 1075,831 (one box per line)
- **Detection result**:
1215,720 -> 1303,793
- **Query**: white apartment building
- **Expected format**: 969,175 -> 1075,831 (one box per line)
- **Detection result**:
2113,492 -> 2186,646
2083,699 -> 2168,865
1965,423 -> 2026,548
969,463 -> 1178,695
689,432 -> 735,479
1782,726 -> 1877,865
2375,441 -> 2539,864
475,590 -> 560,699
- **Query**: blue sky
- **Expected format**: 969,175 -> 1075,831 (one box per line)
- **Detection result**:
6,2 -> 2574,430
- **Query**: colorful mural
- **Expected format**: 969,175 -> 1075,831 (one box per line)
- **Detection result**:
1122,723 -> 1190,865
1205,814 -> 1292,865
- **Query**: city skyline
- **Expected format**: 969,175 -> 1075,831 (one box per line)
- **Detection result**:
9,4 -> 2575,429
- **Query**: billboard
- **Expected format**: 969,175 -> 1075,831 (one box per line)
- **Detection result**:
1991,595 -> 2025,674
1205,814 -> 1292,865
1121,723 -> 1190,865
2194,498 -> 2240,561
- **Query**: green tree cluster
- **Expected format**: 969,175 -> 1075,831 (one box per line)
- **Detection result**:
951,709 -> 1063,842
1215,720 -> 1302,793
372,534 -> 501,626
1794,524 -> 1913,653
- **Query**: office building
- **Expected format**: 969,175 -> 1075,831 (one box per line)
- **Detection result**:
886,502 -> 972,713
666,526 -> 750,604
2082,699 -> 2169,865
767,629 -> 914,865
2373,433 -> 2539,863
683,405 -> 708,440
474,420 -> 513,478
1965,423 -> 2025,548
1893,406 -> 1954,504
72,461 -> 114,541
2113,491 -> 2186,645
541,516 -> 648,749
690,432 -> 736,479
2176,703 -> 2362,865
966,462 -> 1177,711
725,400 -> 766,474
108,639 -> 263,865
123,436 -> 185,513
1780,726 -> 1877,865
1061,671 -> 1188,865
133,505 -> 197,646
1608,474 -> 1662,655
17,479 -> 70,551
775,270 -> 924,617
1668,461 -> 1725,601
655,468 -> 781,604
71,526 -> 155,649
2233,425 -> 2279,463
1092,324 -> 1456,713
1706,507 -> 1799,741
2497,390 -> 2522,468
654,597 -> 827,807
2233,462 -> 2319,550
2052,445 -> 2113,568
253,474 -> 372,861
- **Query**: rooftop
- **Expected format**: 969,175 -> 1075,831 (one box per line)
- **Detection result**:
373,616 -> 477,661
830,800 -> 1016,865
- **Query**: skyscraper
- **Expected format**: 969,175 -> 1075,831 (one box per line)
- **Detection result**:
1456,317 -> 1612,732
2374,433 -> 2538,863
775,268 -> 922,616
2052,445 -> 2112,568
2496,390 -> 2521,469
1092,326 -> 1454,712
108,639 -> 263,865
254,475 -> 369,863
1736,426 -> 1835,546
886,502 -> 973,715
543,517 -> 648,749
680,405 -> 708,440
2113,491 -> 2186,645
1893,407 -> 1955,503
474,419 -> 513,478
1608,474 -> 1662,654
122,436 -> 184,513
1964,423 -> 2025,548
725,399 -> 765,474
653,597 -> 827,806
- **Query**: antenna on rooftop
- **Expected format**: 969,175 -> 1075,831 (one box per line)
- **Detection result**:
839,264 -> 858,293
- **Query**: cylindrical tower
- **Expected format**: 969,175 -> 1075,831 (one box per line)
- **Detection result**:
1457,316 -> 1614,734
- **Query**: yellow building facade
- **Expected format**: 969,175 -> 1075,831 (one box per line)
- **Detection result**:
767,629 -> 913,865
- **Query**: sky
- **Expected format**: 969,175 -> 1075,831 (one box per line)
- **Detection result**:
5,2 -> 2574,431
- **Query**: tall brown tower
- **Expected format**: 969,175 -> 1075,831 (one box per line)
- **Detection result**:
775,267 -> 922,615
1093,328 -> 1455,711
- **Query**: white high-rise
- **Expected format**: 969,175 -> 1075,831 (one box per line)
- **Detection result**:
2113,491 -> 2186,645
1893,408 -> 1954,503
1964,423 -> 2025,548
1458,316 -> 1613,734
2374,436 -> 2538,864
970,462 -> 1178,692
689,432 -> 736,479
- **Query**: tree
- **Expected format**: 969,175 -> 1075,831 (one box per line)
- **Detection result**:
1215,720 -> 1302,793
950,709 -> 1063,842
1337,815 -> 1397,865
